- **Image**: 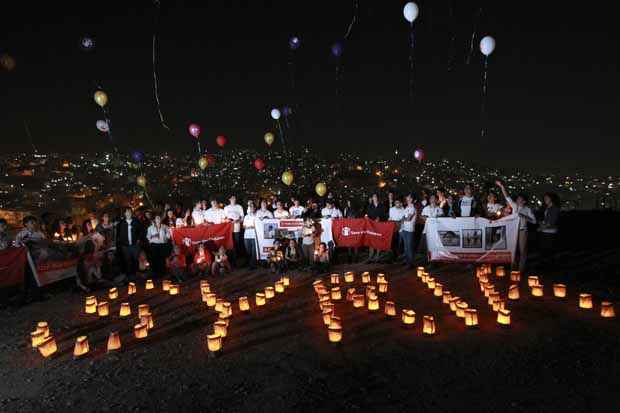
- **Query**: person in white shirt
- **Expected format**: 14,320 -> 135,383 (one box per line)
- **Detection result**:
192,201 -> 205,226
321,200 -> 342,219
147,215 -> 171,277
243,205 -> 258,269
485,192 -> 503,218
389,199 -> 406,259
205,199 -> 227,224
14,215 -> 46,246
273,201 -> 290,219
496,181 -> 536,272
457,184 -> 480,217
289,198 -> 306,218
224,195 -> 244,263
256,200 -> 274,220
401,194 -> 417,268
421,195 -> 444,220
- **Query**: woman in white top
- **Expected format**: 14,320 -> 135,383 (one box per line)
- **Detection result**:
485,192 -> 503,218
147,215 -> 172,277
496,181 -> 536,272
273,201 -> 290,219
289,199 -> 306,218
256,200 -> 274,220
243,205 -> 258,269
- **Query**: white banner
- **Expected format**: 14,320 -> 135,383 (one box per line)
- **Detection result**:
425,215 -> 519,263
320,218 -> 334,246
254,218 -> 304,260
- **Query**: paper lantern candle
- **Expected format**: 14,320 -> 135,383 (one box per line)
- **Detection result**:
378,280 -> 389,294
319,296 -> 331,310
367,297 -> 380,312
36,321 -> 50,338
282,276 -> 290,287
484,284 -> 495,298
331,287 -> 342,301
275,281 -> 285,293
162,279 -> 171,291
352,294 -> 365,308
449,297 -> 461,312
527,276 -> 539,287
215,299 -> 225,313
128,282 -> 137,295
97,302 -> 110,316
265,286 -> 275,299
322,308 -> 333,326
426,277 -> 436,290
488,292 -> 500,306
601,302 -> 615,318
108,287 -> 118,300
134,323 -> 148,339
510,271 -> 521,282
384,301 -> 396,317
329,316 -> 342,329
508,285 -> 520,300
553,284 -> 567,298
497,309 -> 511,326
119,302 -> 131,317
145,279 -> 154,290
402,309 -> 416,326
322,303 -> 334,315
464,309 -> 478,328
205,293 -> 217,307
140,313 -> 154,329
416,267 -> 425,277
433,283 -> 443,297
73,336 -> 90,358
207,333 -> 222,352
222,302 -> 232,317
214,321 -> 228,338
496,266 -> 506,277
313,280 -> 324,293
239,296 -> 250,312
423,316 -> 436,335
107,331 -> 121,352
256,292 -> 266,306
85,296 -> 97,314
376,273 -> 386,284
361,272 -> 371,284
456,302 -> 469,318
579,293 -> 593,309
138,304 -> 150,317
328,325 -> 342,343
38,336 -> 57,358
531,284 -> 544,297
346,288 -> 356,301
344,271 -> 354,283
330,273 -> 340,285
169,284 -> 180,295
31,330 -> 46,348
492,299 -> 506,312
442,291 -> 452,304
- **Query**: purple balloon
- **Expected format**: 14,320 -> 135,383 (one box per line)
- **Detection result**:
414,148 -> 425,162
132,151 -> 144,163
282,106 -> 292,117
188,123 -> 201,138
331,42 -> 343,57
289,36 -> 300,50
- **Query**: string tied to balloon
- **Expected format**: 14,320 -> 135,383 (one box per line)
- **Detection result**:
479,35 -> 496,137
343,0 -> 359,41
403,2 -> 419,101
152,0 -> 169,130
466,7 -> 483,65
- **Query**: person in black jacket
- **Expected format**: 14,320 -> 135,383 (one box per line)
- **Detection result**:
365,194 -> 387,263
116,207 -> 144,278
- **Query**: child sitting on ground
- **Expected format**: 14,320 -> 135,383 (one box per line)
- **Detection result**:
167,245 -> 187,282
136,250 -> 151,280
191,243 -> 212,276
211,246 -> 231,275
312,242 -> 330,275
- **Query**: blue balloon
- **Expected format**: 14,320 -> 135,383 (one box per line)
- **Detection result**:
331,42 -> 343,57
282,106 -> 292,117
80,37 -> 95,51
289,36 -> 300,50
132,150 -> 144,163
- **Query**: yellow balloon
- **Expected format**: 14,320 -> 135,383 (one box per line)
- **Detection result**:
198,156 -> 208,170
315,182 -> 327,197
281,170 -> 294,186
94,90 -> 108,107
264,132 -> 275,146
137,175 -> 147,187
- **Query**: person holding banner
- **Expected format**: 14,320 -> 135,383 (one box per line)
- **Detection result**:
192,201 -> 206,226
289,198 -> 306,218
322,200 -> 342,219
205,199 -> 227,224
256,200 -> 274,220
496,181 -> 536,272
274,201 -> 291,219
365,194 -> 388,263
401,194 -> 417,269
15,216 -> 46,247
456,184 -> 481,217
484,192 -> 503,218
243,204 -> 258,270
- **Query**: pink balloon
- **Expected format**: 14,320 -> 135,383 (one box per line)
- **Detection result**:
414,148 -> 425,162
188,123 -> 201,138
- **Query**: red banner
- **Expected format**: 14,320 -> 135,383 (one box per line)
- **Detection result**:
171,222 -> 233,250
0,247 -> 27,289
332,218 -> 396,251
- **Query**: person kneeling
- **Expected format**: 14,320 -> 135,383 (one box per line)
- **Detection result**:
167,245 -> 187,282
212,246 -> 231,275
191,243 -> 212,277
312,242 -> 330,275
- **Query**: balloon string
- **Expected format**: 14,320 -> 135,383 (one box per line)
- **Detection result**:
481,56 -> 488,137
152,0 -> 169,130
466,7 -> 483,65
276,120 -> 289,167
343,0 -> 359,40
408,23 -> 415,101
197,141 -> 202,156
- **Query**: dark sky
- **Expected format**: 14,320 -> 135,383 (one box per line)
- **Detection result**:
2,1 -> 619,174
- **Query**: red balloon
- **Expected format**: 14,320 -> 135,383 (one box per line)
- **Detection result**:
206,154 -> 215,165
254,158 -> 265,171
216,135 -> 227,147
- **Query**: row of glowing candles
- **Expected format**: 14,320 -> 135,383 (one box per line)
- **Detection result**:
315,271 -> 438,342
31,302 -> 156,358
476,264 -> 615,318
204,276 -> 291,353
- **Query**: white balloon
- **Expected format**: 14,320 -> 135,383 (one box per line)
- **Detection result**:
480,36 -> 496,56
270,108 -> 281,120
403,2 -> 419,23
96,120 -> 109,132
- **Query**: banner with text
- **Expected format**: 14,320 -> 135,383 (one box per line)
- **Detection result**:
171,222 -> 234,251
425,215 -> 519,263
26,241 -> 80,287
331,218 -> 396,251
255,219 -> 304,260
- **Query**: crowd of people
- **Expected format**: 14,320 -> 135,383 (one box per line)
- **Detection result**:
0,181 -> 562,295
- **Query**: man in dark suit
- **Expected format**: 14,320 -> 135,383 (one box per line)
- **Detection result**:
116,207 -> 144,278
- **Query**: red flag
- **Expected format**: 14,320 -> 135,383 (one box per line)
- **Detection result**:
171,222 -> 234,250
331,218 -> 396,251
364,219 -> 396,251
0,247 -> 27,289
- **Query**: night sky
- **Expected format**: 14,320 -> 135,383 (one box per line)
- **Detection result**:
2,1 -> 619,174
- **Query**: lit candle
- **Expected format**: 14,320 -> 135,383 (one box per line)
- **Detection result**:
97,302 -> 109,317
322,308 -> 333,326
426,276 -> 436,290
344,271 -> 354,283
205,293 -> 217,307
265,286 -> 275,299
134,323 -> 148,339
169,284 -> 180,295
331,287 -> 342,301
138,304 -> 150,317
275,281 -> 285,293
601,301 -> 615,318
30,330 -> 46,348
401,309 -> 416,326
256,292 -> 266,307
553,284 -> 566,298
140,313 -> 154,329
449,297 -> 461,312
495,266 -> 505,277
497,309 -> 511,326
376,273 -> 386,284
282,276 -> 290,287
162,279 -> 171,291
346,288 -> 356,302
464,309 -> 478,328
422,315 -> 436,335
84,296 -> 97,314
456,302 -> 469,318
384,301 -> 397,317
329,316 -> 342,329
35,321 -> 50,338
361,272 -> 371,284
239,296 -> 250,312
531,284 -> 544,297
330,273 -> 340,285
510,271 -> 521,282
492,299 -> 506,312
442,291 -> 452,304
433,283 -> 443,297
352,294 -> 365,308
119,302 -> 131,317
328,325 -> 342,343
416,267 -> 425,277
367,296 -> 379,312
508,284 -> 520,300
73,336 -> 89,357
145,279 -> 154,290
378,280 -> 389,294
214,321 -> 228,338
207,333 -> 222,352
38,336 -> 57,358
488,292 -> 500,306
527,276 -> 539,287
108,287 -> 118,300
127,282 -> 137,295
107,331 -> 121,352
579,293 -> 593,309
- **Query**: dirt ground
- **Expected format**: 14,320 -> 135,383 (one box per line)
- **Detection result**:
1,240 -> 619,413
